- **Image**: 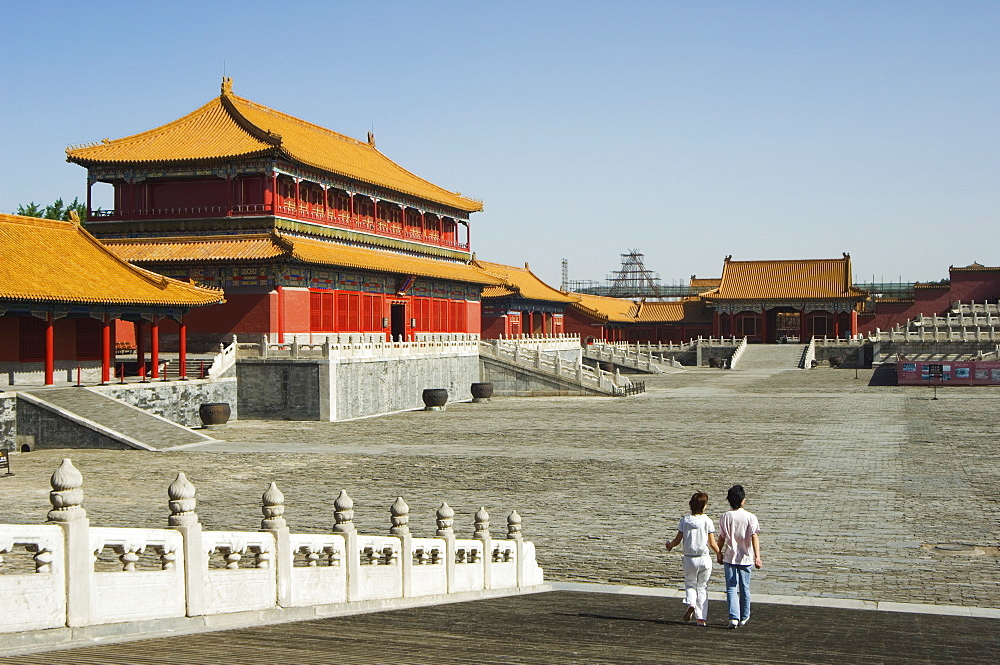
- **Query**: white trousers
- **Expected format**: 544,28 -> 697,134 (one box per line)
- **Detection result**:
682,555 -> 713,621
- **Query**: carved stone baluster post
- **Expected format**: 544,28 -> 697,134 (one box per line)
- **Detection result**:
332,490 -> 359,601
436,502 -> 456,593
474,507 -> 492,590
168,472 -> 205,617
507,510 -> 525,588
47,458 -> 90,627
390,497 -> 412,597
260,482 -> 290,607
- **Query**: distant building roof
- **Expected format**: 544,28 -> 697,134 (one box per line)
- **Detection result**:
103,233 -> 501,286
701,255 -> 867,301
475,260 -> 578,303
66,78 -> 482,214
569,293 -> 639,323
950,262 -> 1000,273
0,213 -> 224,307
689,276 -> 721,290
634,299 -> 710,323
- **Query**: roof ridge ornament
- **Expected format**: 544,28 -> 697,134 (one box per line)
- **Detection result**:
367,131 -> 375,147
221,76 -> 233,96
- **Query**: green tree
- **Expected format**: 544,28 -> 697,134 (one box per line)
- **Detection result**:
16,197 -> 88,224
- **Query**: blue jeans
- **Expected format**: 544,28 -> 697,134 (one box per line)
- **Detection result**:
724,563 -> 752,622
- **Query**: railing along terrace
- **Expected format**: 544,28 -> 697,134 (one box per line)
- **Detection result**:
0,460 -> 543,635
801,337 -> 817,369
273,204 -> 468,250
237,334 -> 480,360
494,333 -> 582,351
583,342 -> 668,373
481,339 -> 626,393
813,336 -> 866,346
728,336 -> 749,369
877,326 -> 1000,342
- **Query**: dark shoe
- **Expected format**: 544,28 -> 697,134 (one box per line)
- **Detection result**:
683,606 -> 695,623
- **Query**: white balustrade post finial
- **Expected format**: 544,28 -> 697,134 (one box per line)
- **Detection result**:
332,489 -> 356,533
261,482 -> 286,530
390,496 -> 410,536
506,510 -> 522,540
507,510 -> 525,588
261,482 -> 291,607
47,458 -> 85,523
391,497 -> 413,598
48,459 -> 91,626
332,490 -> 360,600
475,506 -> 493,589
437,502 -> 457,592
168,472 -> 198,527
167,471 -> 206,616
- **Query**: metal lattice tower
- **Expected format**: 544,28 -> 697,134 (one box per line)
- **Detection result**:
606,249 -> 662,298
561,258 -> 569,291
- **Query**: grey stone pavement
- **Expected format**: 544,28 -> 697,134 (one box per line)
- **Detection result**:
1,365 -> 998,609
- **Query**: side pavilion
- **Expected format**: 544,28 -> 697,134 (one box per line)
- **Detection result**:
0,213 -> 224,386
700,254 -> 868,342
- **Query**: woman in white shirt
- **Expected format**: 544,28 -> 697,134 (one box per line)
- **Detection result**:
665,492 -> 721,626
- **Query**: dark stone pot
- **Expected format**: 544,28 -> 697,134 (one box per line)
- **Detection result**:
471,382 -> 494,402
708,357 -> 724,368
422,388 -> 448,410
199,403 -> 231,428
829,356 -> 843,368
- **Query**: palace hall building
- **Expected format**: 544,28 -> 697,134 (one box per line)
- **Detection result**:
476,261 -> 576,337
0,213 -> 224,386
66,78 -> 499,350
700,255 -> 867,342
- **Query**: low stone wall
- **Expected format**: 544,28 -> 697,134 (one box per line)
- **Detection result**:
238,353 -> 479,421
813,345 -> 869,368
92,378 -> 238,428
874,340 -> 995,362
0,392 -> 14,451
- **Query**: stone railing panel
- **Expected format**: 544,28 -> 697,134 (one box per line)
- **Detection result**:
356,535 -> 402,600
202,530 -> 277,614
489,540 -> 518,589
452,538 -> 486,593
286,533 -> 346,607
409,537 -> 447,597
0,524 -> 65,633
89,527 -> 185,624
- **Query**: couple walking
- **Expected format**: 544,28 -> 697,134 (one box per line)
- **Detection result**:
664,485 -> 761,628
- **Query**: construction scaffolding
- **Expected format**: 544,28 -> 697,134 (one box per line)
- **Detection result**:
564,249 -> 699,299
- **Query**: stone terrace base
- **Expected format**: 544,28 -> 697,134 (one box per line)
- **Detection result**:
2,589 -> 997,664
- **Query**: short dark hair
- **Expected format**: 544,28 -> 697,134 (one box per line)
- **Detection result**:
689,492 -> 708,514
727,485 -> 745,509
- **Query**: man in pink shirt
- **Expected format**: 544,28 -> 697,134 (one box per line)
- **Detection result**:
716,485 -> 762,628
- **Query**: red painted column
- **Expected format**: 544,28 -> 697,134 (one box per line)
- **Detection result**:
833,312 -> 840,339
712,311 -> 721,337
150,316 -> 160,379
760,306 -> 768,343
294,178 -> 301,217
270,173 -> 278,213
100,315 -> 111,384
349,192 -> 356,226
44,313 -> 54,386
277,285 -> 284,343
86,179 -> 93,219
179,316 -> 188,379
322,186 -> 329,222
799,308 -> 807,341
136,320 -> 146,380
225,176 -> 233,216
850,309 -> 858,338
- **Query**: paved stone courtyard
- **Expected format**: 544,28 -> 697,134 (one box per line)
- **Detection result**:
1,365 -> 998,608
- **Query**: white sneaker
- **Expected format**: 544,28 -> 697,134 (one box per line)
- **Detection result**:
729,619 -> 739,628
739,619 -> 749,627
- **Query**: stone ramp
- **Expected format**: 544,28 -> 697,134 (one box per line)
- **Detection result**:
17,388 -> 216,451
734,343 -> 807,370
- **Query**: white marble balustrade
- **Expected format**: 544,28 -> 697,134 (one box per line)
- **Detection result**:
0,461 -> 544,635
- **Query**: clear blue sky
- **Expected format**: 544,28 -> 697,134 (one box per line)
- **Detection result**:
2,1 -> 997,288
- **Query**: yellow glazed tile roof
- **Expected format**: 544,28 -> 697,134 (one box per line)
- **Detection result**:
634,299 -> 710,323
689,276 -> 721,290
474,260 -> 577,303
104,233 -> 501,286
0,214 -> 224,307
703,256 -> 867,300
66,79 -> 482,213
569,293 -> 639,323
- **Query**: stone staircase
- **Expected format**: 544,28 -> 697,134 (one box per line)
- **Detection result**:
17,388 -> 216,451
734,344 -> 808,370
